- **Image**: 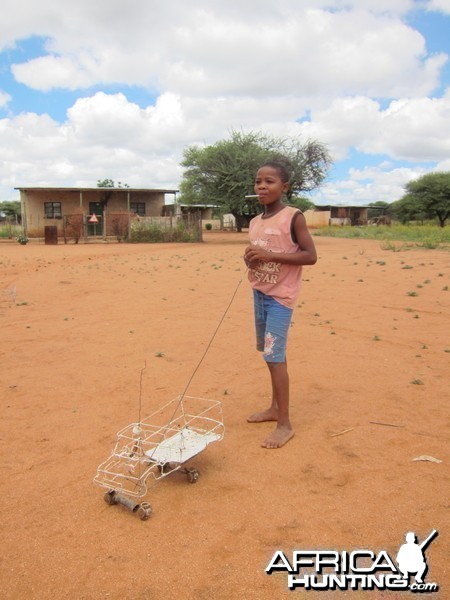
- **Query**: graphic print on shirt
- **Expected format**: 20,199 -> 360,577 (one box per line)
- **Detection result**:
250,236 -> 282,285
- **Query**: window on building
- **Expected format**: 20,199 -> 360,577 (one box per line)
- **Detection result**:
44,202 -> 62,219
130,202 -> 146,216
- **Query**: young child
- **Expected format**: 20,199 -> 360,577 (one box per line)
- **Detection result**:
244,161 -> 317,449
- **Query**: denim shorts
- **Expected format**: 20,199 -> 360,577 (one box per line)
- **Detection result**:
253,290 -> 293,363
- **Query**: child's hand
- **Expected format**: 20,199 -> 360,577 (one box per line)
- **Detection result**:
244,245 -> 270,267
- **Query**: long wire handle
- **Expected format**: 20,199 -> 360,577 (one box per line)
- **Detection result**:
143,270 -> 247,465
138,361 -> 146,426
178,275 -> 244,405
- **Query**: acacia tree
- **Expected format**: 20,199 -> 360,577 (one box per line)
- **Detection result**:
96,179 -> 130,188
390,194 -> 426,224
96,179 -> 130,210
179,130 -> 331,231
396,172 -> 450,227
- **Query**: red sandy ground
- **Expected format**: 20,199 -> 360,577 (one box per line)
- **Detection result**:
1,232 -> 449,600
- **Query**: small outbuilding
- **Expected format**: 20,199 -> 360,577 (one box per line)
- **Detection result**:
314,205 -> 370,226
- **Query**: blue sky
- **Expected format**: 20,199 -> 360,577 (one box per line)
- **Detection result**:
0,0 -> 449,205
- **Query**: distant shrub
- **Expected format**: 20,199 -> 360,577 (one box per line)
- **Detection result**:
108,214 -> 129,242
130,222 -> 200,243
63,214 -> 84,244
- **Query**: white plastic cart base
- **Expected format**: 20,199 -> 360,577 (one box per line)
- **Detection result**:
145,428 -> 221,464
94,396 -> 224,519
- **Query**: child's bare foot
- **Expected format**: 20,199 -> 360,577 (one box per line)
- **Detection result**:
261,426 -> 294,449
247,408 -> 278,423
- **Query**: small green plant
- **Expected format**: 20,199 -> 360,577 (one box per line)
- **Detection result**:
410,379 -> 424,385
407,291 -> 418,297
205,223 -> 213,230
381,241 -> 407,252
16,234 -> 29,245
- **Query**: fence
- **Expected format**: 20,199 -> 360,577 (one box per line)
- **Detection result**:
58,212 -> 204,243
130,213 -> 202,243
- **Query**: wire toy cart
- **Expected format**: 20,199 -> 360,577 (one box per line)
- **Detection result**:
94,395 -> 224,519
94,274 -> 244,520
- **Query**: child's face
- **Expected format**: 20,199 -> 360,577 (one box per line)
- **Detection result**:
254,166 -> 289,207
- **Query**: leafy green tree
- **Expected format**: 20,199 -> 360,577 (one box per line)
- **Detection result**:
390,194 -> 423,224
289,196 -> 316,212
179,130 -> 331,231
96,179 -> 130,210
96,179 -> 130,188
399,172 -> 450,227
0,200 -> 21,220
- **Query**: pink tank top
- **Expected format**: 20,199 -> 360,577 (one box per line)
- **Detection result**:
248,206 -> 302,308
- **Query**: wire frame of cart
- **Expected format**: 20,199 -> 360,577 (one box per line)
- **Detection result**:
94,396 -> 224,500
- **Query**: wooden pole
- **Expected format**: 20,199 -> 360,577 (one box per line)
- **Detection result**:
127,191 -> 131,241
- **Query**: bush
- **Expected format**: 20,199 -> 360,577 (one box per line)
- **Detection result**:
130,222 -> 200,243
63,214 -> 84,244
108,214 -> 129,242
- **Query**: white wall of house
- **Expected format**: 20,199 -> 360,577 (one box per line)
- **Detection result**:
304,209 -> 330,228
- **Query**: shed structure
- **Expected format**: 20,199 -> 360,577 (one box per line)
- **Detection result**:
314,205 -> 369,226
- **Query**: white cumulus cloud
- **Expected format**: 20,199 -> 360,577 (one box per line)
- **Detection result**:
0,0 -> 449,204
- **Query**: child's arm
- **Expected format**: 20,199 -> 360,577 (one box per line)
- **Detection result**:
245,213 -> 317,267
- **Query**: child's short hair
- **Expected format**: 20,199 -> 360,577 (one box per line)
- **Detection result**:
259,161 -> 290,184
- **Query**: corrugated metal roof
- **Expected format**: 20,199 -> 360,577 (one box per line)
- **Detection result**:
15,186 -> 178,193
314,204 -> 381,209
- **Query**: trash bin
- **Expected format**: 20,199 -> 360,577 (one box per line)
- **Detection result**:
44,226 -> 58,245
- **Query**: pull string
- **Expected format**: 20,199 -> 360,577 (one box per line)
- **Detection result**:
138,361 -> 146,426
132,361 -> 147,487
157,272 -> 247,447
132,270 -> 247,474
178,274 -> 245,408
